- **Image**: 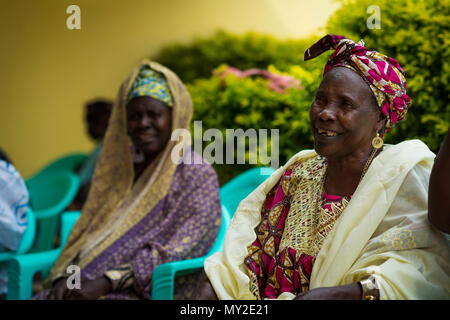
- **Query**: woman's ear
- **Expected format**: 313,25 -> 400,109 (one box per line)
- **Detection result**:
376,112 -> 387,136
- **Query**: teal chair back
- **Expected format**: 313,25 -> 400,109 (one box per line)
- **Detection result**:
219,166 -> 275,217
27,153 -> 87,181
26,171 -> 80,252
27,171 -> 78,212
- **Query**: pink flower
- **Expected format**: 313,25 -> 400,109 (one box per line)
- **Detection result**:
217,66 -> 302,93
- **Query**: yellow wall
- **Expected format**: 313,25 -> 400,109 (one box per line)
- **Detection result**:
0,0 -> 340,177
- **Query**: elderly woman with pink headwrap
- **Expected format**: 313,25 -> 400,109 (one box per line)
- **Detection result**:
197,35 -> 450,300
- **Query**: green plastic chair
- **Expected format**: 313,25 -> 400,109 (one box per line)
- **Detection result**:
26,171 -> 80,253
7,205 -> 230,300
26,153 -> 88,181
151,205 -> 231,300
219,166 -> 275,217
6,167 -> 275,300
7,210 -> 80,300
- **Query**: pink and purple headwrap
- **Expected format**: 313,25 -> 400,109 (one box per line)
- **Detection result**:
304,34 -> 411,131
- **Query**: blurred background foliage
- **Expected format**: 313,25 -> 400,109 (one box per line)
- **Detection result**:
186,64 -> 322,183
153,0 -> 449,184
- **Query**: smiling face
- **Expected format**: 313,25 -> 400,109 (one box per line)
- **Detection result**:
310,67 -> 384,160
127,96 -> 172,158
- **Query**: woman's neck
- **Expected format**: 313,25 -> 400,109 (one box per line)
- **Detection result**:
324,147 -> 376,196
133,153 -> 156,181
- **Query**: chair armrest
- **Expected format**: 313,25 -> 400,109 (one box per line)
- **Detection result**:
6,211 -> 80,300
60,211 -> 80,247
151,256 -> 208,300
33,208 -> 60,220
7,248 -> 62,300
151,205 -> 230,300
0,251 -> 14,261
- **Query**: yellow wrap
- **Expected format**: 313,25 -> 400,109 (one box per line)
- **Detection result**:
205,140 -> 450,299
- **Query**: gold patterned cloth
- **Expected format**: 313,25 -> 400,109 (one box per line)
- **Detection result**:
245,157 -> 352,299
46,59 -> 195,284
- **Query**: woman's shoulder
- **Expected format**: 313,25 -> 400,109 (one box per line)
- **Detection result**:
168,148 -> 220,197
378,139 -> 435,174
286,152 -> 324,176
383,139 -> 434,157
175,146 -> 218,179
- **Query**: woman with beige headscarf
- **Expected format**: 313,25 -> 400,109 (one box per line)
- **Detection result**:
34,60 -> 221,300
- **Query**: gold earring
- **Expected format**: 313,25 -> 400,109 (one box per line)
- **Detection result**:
372,133 -> 383,149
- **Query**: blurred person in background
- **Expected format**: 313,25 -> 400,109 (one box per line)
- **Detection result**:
0,155 -> 28,299
71,99 -> 113,210
0,148 -> 12,164
428,127 -> 450,234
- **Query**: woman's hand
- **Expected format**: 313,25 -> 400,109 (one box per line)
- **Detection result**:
294,283 -> 362,300
193,271 -> 218,300
64,277 -> 112,300
48,277 -> 70,300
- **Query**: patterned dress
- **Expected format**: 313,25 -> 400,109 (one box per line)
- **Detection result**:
245,156 -> 351,299
34,152 -> 221,300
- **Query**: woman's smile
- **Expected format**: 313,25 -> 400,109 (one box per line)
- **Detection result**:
127,96 -> 173,158
137,131 -> 158,143
314,128 -> 344,146
316,127 -> 342,137
309,67 -> 382,160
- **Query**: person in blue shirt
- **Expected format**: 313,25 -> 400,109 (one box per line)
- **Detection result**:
0,156 -> 29,298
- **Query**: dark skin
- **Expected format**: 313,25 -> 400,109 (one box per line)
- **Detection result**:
311,67 -> 384,196
86,101 -> 113,142
48,96 -> 172,300
194,67 -> 384,300
127,96 -> 173,178
428,126 -> 450,233
48,277 -> 112,300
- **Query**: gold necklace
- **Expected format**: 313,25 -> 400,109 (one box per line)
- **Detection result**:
321,146 -> 382,202
359,146 -> 381,184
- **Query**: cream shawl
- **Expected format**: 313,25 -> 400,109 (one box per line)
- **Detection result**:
205,139 -> 450,299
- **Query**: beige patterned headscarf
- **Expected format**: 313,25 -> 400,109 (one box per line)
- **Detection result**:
47,60 -> 193,284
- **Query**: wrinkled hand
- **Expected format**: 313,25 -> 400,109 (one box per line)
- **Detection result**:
193,280 -> 218,300
48,277 -> 70,300
64,277 -> 112,300
294,283 -> 362,300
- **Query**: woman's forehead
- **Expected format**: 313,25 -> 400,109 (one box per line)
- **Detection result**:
319,67 -> 372,98
127,96 -> 170,112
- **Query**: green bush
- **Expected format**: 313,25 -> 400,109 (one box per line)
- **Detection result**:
153,31 -> 327,183
186,65 -> 321,184
326,0 -> 450,151
153,30 -> 323,83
